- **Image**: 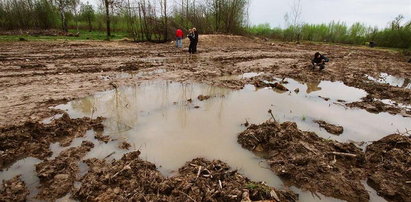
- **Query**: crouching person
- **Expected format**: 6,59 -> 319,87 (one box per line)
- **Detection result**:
312,52 -> 329,71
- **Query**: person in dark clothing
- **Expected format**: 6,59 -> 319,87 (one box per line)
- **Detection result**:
193,28 -> 199,53
311,52 -> 329,71
188,29 -> 195,54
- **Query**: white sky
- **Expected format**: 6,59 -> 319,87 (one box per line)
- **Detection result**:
248,0 -> 411,28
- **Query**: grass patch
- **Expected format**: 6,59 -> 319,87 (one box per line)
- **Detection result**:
0,29 -> 129,42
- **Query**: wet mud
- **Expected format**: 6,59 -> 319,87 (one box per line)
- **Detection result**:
0,113 -> 103,170
0,176 -> 29,201
314,120 -> 344,135
35,141 -> 94,200
1,35 -> 411,201
238,120 -> 367,202
346,95 -> 411,117
365,134 -> 411,202
73,151 -> 297,201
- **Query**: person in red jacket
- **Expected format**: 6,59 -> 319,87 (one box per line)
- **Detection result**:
176,29 -> 183,48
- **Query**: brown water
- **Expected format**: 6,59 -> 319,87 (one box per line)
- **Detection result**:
54,79 -> 409,201
3,78 -> 408,201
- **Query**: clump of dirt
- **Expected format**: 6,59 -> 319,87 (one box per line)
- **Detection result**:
250,79 -> 289,91
346,95 -> 411,117
346,100 -> 411,117
238,120 -> 368,202
95,131 -> 111,143
365,134 -> 411,202
35,141 -> 94,200
0,175 -> 29,201
315,120 -> 344,135
119,141 -> 131,150
272,82 -> 289,91
73,151 -> 297,201
197,95 -> 211,101
0,113 -> 104,170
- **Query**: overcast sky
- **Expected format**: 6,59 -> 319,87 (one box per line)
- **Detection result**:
248,0 -> 411,28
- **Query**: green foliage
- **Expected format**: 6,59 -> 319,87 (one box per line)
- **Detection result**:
34,0 -> 59,29
246,18 -> 411,49
0,29 -> 128,41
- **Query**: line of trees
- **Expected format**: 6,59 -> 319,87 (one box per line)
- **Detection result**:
0,0 -> 249,41
248,15 -> 411,49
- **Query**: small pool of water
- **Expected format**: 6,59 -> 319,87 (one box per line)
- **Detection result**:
367,73 -> 411,89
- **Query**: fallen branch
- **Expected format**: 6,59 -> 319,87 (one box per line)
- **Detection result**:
196,166 -> 202,179
328,152 -> 357,157
104,152 -> 116,159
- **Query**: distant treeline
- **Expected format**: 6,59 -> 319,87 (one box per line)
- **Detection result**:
0,0 -> 249,41
248,16 -> 411,49
1,0 -> 410,49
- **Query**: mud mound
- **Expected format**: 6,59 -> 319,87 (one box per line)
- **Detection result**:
74,151 -> 297,201
35,141 -> 94,200
0,113 -> 104,170
315,120 -> 344,135
0,176 -> 29,201
238,121 -> 368,202
365,134 -> 411,202
347,95 -> 411,117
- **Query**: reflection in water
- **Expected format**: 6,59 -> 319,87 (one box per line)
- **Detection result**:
306,80 -> 322,94
367,73 -> 411,89
51,79 -> 409,201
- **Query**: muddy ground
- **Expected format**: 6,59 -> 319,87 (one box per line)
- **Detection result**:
1,35 -> 410,126
73,151 -> 297,201
1,35 -> 411,201
238,120 -> 411,202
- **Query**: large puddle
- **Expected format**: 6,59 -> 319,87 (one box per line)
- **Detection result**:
3,77 -> 408,201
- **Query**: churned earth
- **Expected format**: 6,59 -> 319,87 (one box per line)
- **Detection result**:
1,35 -> 411,201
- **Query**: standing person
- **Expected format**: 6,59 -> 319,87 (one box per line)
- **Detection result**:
175,29 -> 183,48
311,52 -> 329,71
188,29 -> 195,54
193,28 -> 199,53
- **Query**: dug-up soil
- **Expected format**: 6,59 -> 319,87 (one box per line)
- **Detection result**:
0,176 -> 29,201
73,151 -> 297,201
238,120 -> 411,202
365,134 -> 411,202
0,113 -> 103,170
1,34 -> 411,201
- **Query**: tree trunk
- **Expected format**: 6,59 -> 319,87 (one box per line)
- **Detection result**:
60,6 -> 67,32
88,17 -> 92,32
164,0 -> 167,41
104,0 -> 111,39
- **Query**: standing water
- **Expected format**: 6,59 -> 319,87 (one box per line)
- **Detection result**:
4,78 -> 408,201
52,79 -> 409,201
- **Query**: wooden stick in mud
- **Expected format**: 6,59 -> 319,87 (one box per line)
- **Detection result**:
329,152 -> 357,157
196,166 -> 202,179
268,109 -> 276,122
104,151 -> 116,159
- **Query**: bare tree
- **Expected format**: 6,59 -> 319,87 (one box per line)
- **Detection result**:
284,0 -> 303,41
55,0 -> 77,32
391,14 -> 404,30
